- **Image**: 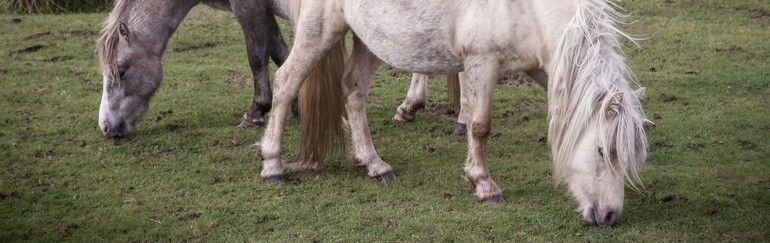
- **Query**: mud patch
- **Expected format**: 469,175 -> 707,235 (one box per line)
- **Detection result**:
33,86 -> 47,95
1,191 -> 20,201
13,45 -> 45,54
685,143 -> 705,151
33,149 -> 55,159
155,109 -> 174,122
497,72 -> 538,88
167,123 -> 188,133
659,93 -> 680,103
225,74 -> 250,86
174,42 -> 220,52
661,195 -> 689,203
737,140 -> 757,151
64,30 -> 96,38
23,32 -> 51,41
45,56 -> 74,63
430,104 -> 456,117
715,45 -> 749,54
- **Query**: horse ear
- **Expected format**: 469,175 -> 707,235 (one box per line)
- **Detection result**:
119,22 -> 130,44
642,118 -> 655,130
632,87 -> 646,101
606,92 -> 623,117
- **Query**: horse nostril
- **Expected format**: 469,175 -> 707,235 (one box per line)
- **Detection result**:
602,210 -> 618,227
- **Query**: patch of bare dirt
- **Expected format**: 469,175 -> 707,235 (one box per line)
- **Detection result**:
173,42 -> 220,52
430,104 -> 457,117
45,56 -> 74,63
167,123 -> 188,133
497,72 -> 537,88
23,32 -> 51,41
225,74 -> 250,86
0,191 -> 19,201
33,87 -> 47,95
64,29 -> 96,38
661,195 -> 689,203
738,140 -> 757,151
12,45 -> 45,54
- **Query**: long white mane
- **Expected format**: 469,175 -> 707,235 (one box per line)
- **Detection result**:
547,0 -> 648,186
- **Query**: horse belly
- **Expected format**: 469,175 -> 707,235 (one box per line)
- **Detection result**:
345,1 -> 462,74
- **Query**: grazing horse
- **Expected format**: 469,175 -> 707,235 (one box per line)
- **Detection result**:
258,0 -> 650,226
95,0 -> 465,137
96,0 -> 295,137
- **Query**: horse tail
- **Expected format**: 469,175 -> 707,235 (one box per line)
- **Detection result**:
446,73 -> 461,113
292,0 -> 348,167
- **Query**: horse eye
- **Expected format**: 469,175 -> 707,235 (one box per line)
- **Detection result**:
119,70 -> 126,79
598,147 -> 604,157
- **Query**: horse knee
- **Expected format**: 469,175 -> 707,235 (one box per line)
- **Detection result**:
470,121 -> 490,139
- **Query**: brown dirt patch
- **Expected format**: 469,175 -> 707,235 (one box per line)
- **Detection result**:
45,56 -> 74,63
23,32 -> 51,40
430,104 -> 457,117
174,42 -> 220,52
497,72 -> 538,88
13,45 -> 45,54
225,74 -> 250,86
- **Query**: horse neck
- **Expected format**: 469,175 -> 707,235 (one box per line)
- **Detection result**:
125,0 -> 199,55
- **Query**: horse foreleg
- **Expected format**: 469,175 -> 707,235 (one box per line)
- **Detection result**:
343,37 -> 394,180
463,57 -> 503,203
232,0 -> 274,128
393,73 -> 429,122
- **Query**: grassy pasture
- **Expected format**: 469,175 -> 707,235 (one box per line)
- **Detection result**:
1,0 -> 768,241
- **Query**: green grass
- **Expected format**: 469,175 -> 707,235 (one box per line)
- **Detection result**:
1,0 -> 769,241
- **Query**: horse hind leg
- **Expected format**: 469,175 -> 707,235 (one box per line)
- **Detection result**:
264,18 -> 302,120
344,36 -> 394,180
462,56 -> 503,203
232,1 -> 275,128
393,73 -> 429,122
451,72 -> 469,136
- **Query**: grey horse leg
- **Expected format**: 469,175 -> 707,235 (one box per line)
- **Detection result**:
231,0 -> 290,128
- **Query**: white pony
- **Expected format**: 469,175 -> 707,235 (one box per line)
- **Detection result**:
258,0 -> 650,226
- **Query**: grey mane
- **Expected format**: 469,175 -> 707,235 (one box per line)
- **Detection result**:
96,0 -> 129,84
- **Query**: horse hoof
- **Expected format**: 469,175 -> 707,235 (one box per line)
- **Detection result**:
237,119 -> 264,128
263,175 -> 288,183
392,113 -> 411,122
452,123 -> 467,136
481,195 -> 505,204
376,171 -> 396,181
